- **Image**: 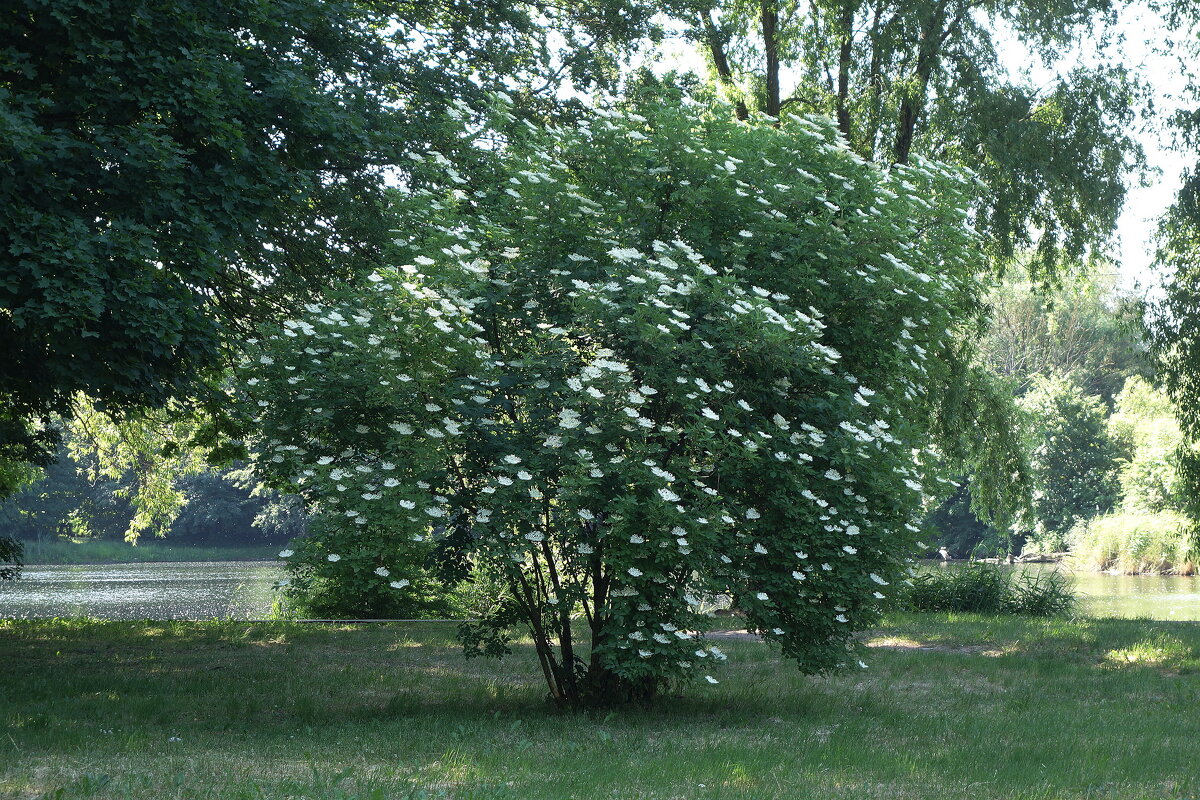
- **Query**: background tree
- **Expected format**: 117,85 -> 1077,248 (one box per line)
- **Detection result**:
1108,376 -> 1184,514
924,276 -> 1147,556
979,278 -> 1149,404
1018,375 -> 1125,551
1068,378 -> 1196,575
0,443 -> 298,549
1148,7 -> 1200,531
682,0 -> 1145,284
921,480 -> 999,558
0,448 -> 131,543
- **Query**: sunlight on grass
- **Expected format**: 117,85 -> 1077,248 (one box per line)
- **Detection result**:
4,615 -> 1200,799
865,635 -> 926,649
1102,632 -> 1192,669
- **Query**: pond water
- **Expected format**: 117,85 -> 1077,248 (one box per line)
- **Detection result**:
2,560 -> 1198,621
1064,568 -> 1200,620
0,561 -> 283,620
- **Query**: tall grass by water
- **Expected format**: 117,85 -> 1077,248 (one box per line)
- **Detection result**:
901,563 -> 1077,616
17,539 -> 280,565
1069,511 -> 1197,575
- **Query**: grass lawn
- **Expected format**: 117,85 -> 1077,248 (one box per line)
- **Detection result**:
2,613 -> 1198,799
17,540 -> 280,566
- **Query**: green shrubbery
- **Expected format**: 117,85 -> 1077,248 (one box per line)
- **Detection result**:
271,563 -> 511,621
1069,511 -> 1197,575
241,97 -> 992,706
901,564 -> 1076,616
0,535 -> 21,580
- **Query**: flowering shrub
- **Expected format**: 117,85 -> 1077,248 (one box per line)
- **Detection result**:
270,519 -> 457,620
239,98 -> 987,705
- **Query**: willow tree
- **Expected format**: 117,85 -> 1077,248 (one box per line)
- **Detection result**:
978,278 -> 1149,404
684,0 -> 1145,283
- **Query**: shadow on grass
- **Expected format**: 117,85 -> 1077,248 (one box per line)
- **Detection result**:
7,617 -> 1200,800
5,615 -> 1199,747
2,620 -> 844,734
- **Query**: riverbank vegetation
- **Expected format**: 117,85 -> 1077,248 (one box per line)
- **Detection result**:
901,563 -> 1076,616
924,280 -> 1200,573
1069,512 -> 1196,575
16,540 -> 280,566
3,615 -> 1198,799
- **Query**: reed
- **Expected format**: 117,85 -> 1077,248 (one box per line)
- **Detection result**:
1068,511 -> 1197,575
900,563 -> 1076,616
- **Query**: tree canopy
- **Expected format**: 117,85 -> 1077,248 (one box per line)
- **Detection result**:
0,0 -> 412,472
0,0 -> 664,483
979,278 -> 1149,404
684,0 -> 1145,283
1019,375 -> 1124,546
1144,7 -> 1200,530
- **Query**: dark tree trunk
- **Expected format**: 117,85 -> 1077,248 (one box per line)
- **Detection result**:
835,1 -> 855,142
761,0 -> 781,118
865,1 -> 887,160
892,0 -> 957,165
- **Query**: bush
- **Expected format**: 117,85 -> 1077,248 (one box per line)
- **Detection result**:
241,97 -> 991,707
1069,511 -> 1197,575
274,517 -> 460,620
901,563 -> 1076,616
1004,568 -> 1077,616
0,535 -> 22,580
274,545 -> 511,621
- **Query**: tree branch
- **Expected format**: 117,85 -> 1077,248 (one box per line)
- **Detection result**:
702,11 -> 749,120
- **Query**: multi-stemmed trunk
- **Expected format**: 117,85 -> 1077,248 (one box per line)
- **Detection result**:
508,549 -> 659,708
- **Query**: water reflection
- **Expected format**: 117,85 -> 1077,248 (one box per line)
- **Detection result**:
3,560 -> 1198,621
0,561 -> 282,620
1065,568 -> 1200,621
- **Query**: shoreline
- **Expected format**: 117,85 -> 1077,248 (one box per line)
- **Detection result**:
922,555 -> 1199,576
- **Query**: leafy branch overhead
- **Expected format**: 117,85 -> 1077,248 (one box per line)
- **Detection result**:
0,0 -> 667,477
684,0 -> 1146,282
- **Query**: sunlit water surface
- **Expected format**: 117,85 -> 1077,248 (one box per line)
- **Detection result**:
2,560 -> 1198,621
0,561 -> 282,620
